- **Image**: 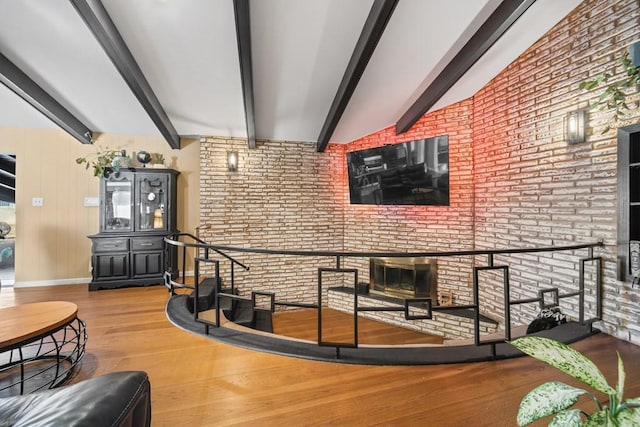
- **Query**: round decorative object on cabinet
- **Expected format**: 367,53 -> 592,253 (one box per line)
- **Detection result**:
136,151 -> 152,166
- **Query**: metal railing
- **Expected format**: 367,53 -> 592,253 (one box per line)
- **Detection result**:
164,234 -> 604,356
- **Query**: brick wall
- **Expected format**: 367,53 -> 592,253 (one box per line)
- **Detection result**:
199,137 -> 345,306
472,0 -> 640,341
198,0 -> 640,345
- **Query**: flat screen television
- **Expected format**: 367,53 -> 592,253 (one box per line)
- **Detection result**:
346,135 -> 449,206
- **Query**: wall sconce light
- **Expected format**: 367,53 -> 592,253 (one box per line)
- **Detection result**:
565,110 -> 587,144
226,151 -> 238,172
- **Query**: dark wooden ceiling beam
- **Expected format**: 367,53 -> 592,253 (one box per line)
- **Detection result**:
316,0 -> 398,153
233,0 -> 256,149
70,0 -> 181,149
0,52 -> 93,144
395,0 -> 536,135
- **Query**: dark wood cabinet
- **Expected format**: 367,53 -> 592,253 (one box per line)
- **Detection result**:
89,168 -> 179,291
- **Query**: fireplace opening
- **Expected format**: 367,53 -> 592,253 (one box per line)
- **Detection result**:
369,257 -> 437,301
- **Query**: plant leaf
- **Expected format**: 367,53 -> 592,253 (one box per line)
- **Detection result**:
580,81 -> 599,90
517,381 -> 586,426
617,352 -> 625,403
616,408 -> 640,425
549,409 -> 584,427
510,337 -> 616,395
583,409 -> 609,427
626,397 -> 640,406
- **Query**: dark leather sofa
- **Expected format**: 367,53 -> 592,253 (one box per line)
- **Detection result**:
0,371 -> 151,426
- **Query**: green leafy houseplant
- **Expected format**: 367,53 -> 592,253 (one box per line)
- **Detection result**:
76,147 -> 130,177
153,152 -> 165,167
509,336 -> 640,426
579,51 -> 640,134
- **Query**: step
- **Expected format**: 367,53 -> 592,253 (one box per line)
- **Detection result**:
186,277 -> 219,313
253,309 -> 273,333
231,300 -> 255,327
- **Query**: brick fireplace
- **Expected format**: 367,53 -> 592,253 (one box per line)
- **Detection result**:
369,257 -> 437,301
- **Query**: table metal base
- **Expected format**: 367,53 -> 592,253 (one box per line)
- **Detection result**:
0,317 -> 87,397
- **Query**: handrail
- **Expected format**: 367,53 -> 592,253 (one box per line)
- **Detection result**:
165,235 -> 603,259
165,233 -> 250,271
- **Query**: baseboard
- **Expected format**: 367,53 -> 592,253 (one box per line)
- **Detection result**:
12,277 -> 91,288
11,271 -> 195,288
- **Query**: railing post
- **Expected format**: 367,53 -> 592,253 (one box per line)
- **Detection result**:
230,262 -> 235,293
317,267 -> 359,352
578,255 -> 603,325
596,257 -> 602,320
353,268 -> 359,349
215,260 -> 220,292
215,260 -> 221,327
503,266 -> 511,341
181,244 -> 186,284
317,268 -> 322,344
579,259 -> 585,325
473,267 -> 480,346
194,258 -> 200,321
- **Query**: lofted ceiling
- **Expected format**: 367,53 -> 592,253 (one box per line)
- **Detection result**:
0,0 -> 582,153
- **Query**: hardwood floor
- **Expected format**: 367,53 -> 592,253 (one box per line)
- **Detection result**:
1,283 -> 639,426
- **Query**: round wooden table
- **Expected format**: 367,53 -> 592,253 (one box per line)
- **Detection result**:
0,301 -> 87,396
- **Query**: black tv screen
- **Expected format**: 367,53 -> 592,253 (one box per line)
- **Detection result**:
346,135 -> 449,206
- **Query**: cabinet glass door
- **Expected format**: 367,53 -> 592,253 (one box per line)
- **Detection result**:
103,174 -> 133,232
136,174 -> 168,231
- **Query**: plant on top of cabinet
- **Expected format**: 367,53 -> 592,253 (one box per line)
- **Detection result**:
152,153 -> 165,168
76,147 -> 131,177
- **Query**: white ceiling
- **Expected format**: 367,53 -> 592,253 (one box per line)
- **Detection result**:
0,0 -> 582,147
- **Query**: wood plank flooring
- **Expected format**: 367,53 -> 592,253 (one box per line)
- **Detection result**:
2,284 -> 640,426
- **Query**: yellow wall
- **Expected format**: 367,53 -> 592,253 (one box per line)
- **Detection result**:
0,128 -> 199,285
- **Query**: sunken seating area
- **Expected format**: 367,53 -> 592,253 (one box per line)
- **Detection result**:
165,291 -> 598,365
163,233 -> 604,365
